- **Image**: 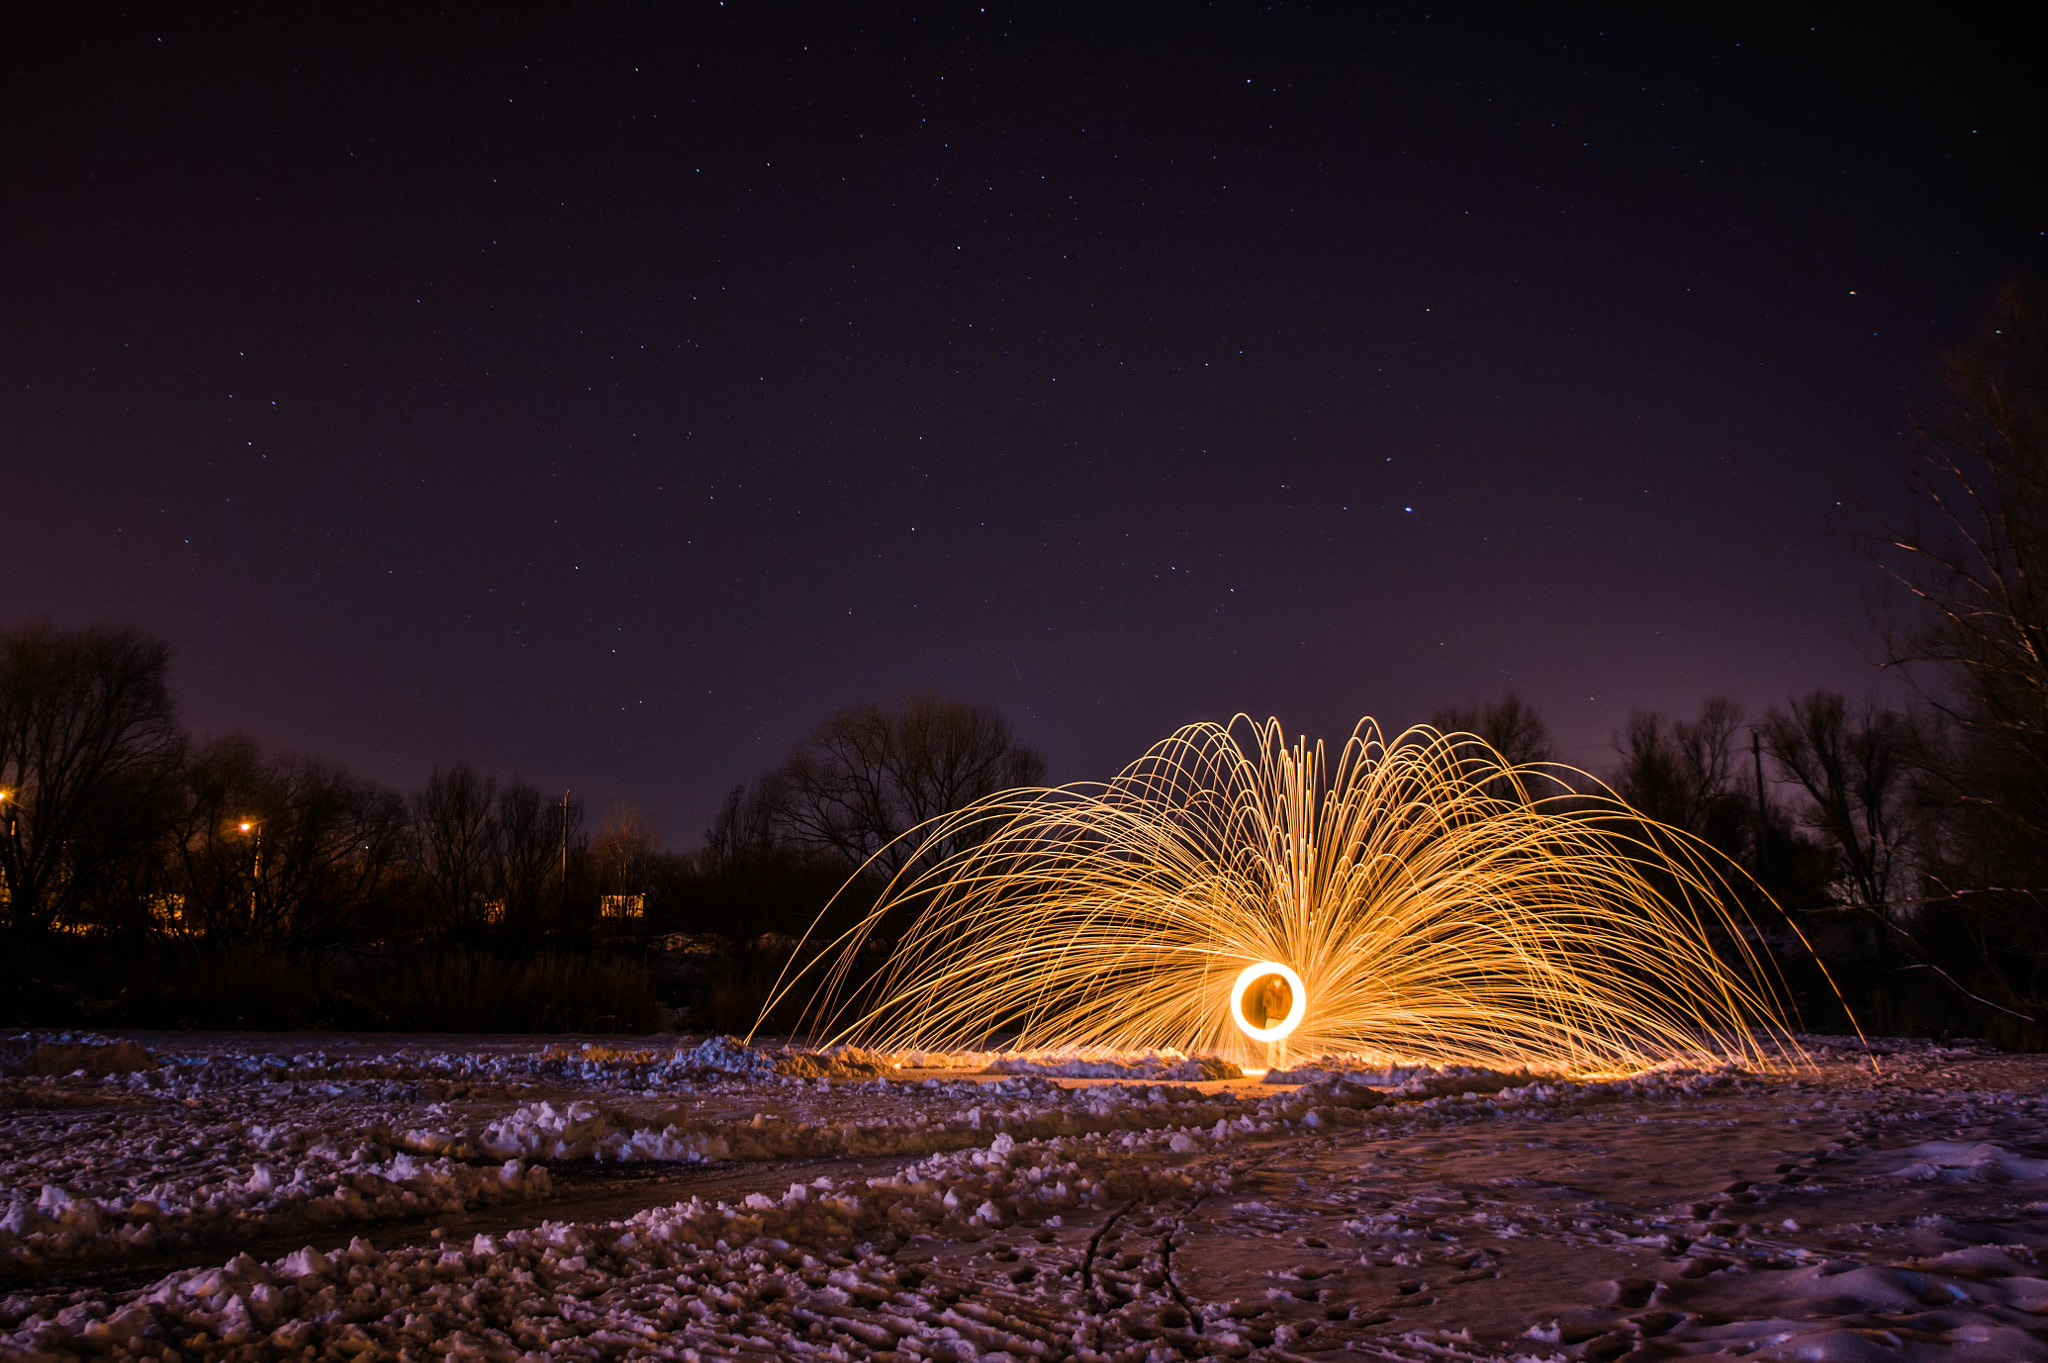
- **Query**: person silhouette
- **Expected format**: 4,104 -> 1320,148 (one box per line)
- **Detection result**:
1247,973 -> 1291,1029
1259,974 -> 1291,1026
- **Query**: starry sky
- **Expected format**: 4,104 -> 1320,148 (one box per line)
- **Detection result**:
5,5 -> 2042,846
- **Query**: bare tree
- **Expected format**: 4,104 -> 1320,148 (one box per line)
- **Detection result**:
170,737 -> 408,948
687,781 -> 850,943
1613,697 -> 1746,836
704,782 -> 776,869
1430,691 -> 1554,768
1876,278 -> 2048,1024
1880,278 -> 2048,805
491,779 -> 568,942
0,620 -> 182,937
1759,693 -> 1932,1031
1430,691 -> 1555,803
761,691 -> 1047,876
285,769 -> 406,950
1761,693 -> 1919,914
410,763 -> 502,942
593,805 -> 655,881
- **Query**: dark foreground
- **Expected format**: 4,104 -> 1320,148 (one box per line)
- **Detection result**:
3,1033 -> 2045,1361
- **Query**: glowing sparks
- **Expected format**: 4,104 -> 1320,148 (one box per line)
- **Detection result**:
760,717 -> 1831,1073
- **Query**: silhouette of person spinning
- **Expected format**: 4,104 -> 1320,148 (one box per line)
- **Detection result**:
1244,973 -> 1292,1029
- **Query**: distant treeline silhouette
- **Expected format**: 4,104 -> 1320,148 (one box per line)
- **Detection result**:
0,663 -> 1045,1032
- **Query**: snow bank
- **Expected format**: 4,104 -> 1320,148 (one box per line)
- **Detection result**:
397,1074 -> 1289,1169
0,1031 -> 156,1079
1267,1061 -> 1539,1103
1264,1060 -> 1440,1085
0,1146 -> 548,1271
53,1034 -> 789,1099
456,1101 -> 735,1163
535,1035 -> 781,1084
884,1048 -> 992,1070
773,1045 -> 897,1078
386,1057 -> 1646,1179
788,1046 -> 1247,1079
982,1049 -> 1243,1081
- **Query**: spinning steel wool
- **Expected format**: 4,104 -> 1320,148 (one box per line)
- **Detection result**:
761,717 -> 1821,1072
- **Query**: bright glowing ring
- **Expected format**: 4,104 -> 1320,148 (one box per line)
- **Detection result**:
1229,961 -> 1307,1042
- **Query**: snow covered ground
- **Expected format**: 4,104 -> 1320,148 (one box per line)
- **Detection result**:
4,1031 -> 2047,1361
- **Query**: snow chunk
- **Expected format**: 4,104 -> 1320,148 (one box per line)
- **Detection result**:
670,1035 -> 778,1079
1890,1141 -> 2048,1183
471,1100 -> 730,1163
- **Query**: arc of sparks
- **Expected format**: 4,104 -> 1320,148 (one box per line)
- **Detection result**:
756,716 -> 1844,1073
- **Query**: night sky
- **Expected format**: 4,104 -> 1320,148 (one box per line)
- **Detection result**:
6,6 -> 2042,845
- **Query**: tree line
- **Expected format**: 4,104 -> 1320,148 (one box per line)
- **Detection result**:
0,653 -> 1044,960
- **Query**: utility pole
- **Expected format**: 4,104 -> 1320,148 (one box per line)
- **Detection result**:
1751,731 -> 1767,883
0,789 -> 14,912
561,789 -> 571,920
239,819 -> 263,931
